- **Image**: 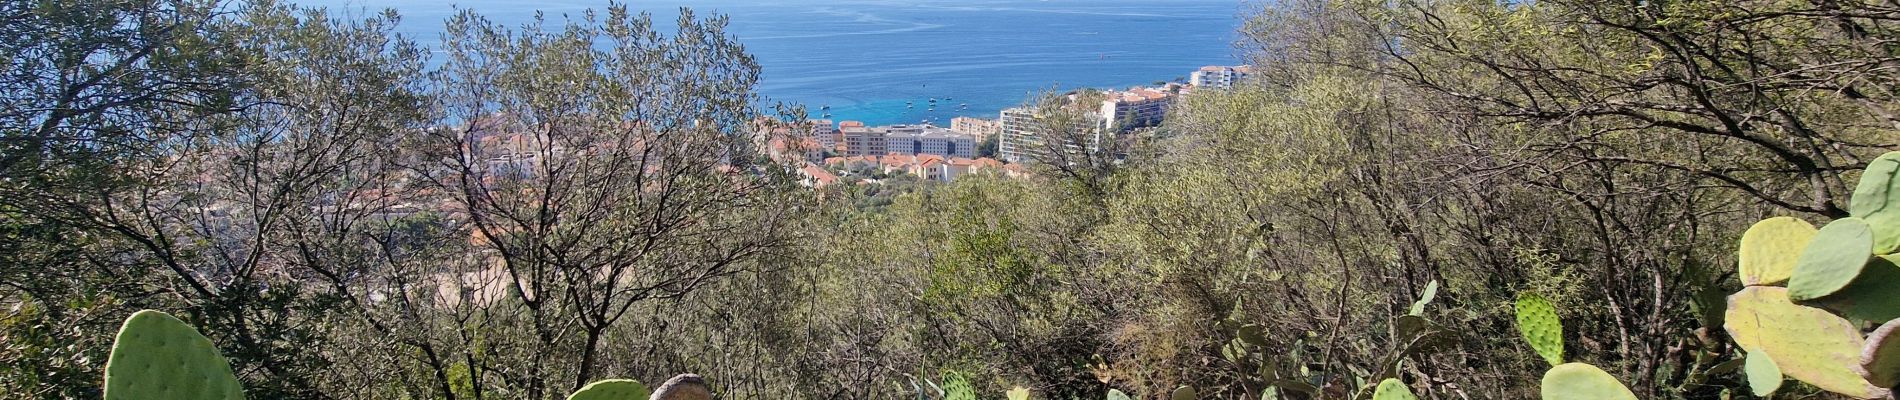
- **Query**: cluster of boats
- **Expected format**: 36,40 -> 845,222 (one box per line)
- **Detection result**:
817,97 -> 968,119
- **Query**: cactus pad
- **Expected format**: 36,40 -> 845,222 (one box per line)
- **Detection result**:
1725,286 -> 1888,398
1007,387 -> 1030,400
1788,217 -> 1875,301
1739,217 -> 1818,286
564,379 -> 649,400
1809,255 -> 1900,323
1106,389 -> 1133,400
1864,319 -> 1900,388
104,310 -> 245,400
1408,280 -> 1438,316
1515,291 -> 1564,366
1171,385 -> 1197,400
1538,363 -> 1636,400
1850,151 -> 1900,254
1372,378 -> 1417,400
1745,348 -> 1783,397
942,373 -> 975,400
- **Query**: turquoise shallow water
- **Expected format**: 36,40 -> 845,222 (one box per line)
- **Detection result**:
308,0 -> 1246,126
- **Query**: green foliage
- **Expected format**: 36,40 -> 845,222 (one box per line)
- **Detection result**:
1538,363 -> 1636,400
1743,349 -> 1782,397
564,379 -> 651,400
104,310 -> 244,400
1787,217 -> 1875,300
1514,292 -> 1564,367
1850,152 -> 1900,254
1106,389 -> 1133,400
1738,217 -> 1817,286
1371,379 -> 1417,400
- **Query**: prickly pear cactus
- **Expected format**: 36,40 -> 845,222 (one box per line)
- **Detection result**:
1724,286 -> 1889,398
564,379 -> 650,400
1739,216 -> 1818,285
1744,348 -> 1783,397
1850,151 -> 1900,255
1788,217 -> 1876,301
1539,363 -> 1636,400
1515,291 -> 1564,366
941,373 -> 976,400
104,310 -> 245,400
1371,379 -> 1417,400
1170,385 -> 1197,400
1106,389 -> 1133,400
1408,280 -> 1438,316
1864,319 -> 1900,388
1809,255 -> 1900,323
1007,386 -> 1030,400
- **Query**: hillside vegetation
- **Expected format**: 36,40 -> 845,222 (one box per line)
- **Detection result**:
3,0 -> 1898,399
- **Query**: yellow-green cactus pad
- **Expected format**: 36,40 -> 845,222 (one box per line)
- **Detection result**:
1170,385 -> 1196,400
1850,151 -> 1900,254
1372,378 -> 1417,400
1007,386 -> 1030,400
1864,319 -> 1900,388
1725,287 -> 1888,398
1809,255 -> 1900,323
1539,363 -> 1636,400
1739,217 -> 1818,286
1745,348 -> 1783,397
104,310 -> 245,400
1515,291 -> 1564,366
1788,217 -> 1875,301
565,379 -> 650,400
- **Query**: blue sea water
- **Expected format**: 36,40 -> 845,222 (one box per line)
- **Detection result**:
308,0 -> 1248,126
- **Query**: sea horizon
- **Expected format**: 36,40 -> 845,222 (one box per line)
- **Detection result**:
303,0 -> 1248,126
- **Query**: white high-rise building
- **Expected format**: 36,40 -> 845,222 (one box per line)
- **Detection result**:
883,124 -> 975,159
998,107 -> 1098,164
1191,65 -> 1253,89
998,107 -> 1042,164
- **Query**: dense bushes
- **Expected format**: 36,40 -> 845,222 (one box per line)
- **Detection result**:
5,0 -> 1899,399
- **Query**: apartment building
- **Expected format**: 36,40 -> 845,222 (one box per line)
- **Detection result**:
950,116 -> 1001,141
840,121 -> 886,157
1099,85 -> 1180,132
1190,65 -> 1253,89
883,124 -> 975,159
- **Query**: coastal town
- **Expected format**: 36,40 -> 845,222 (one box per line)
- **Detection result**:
771,65 -> 1253,188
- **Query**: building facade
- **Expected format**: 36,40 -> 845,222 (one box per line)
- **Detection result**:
805,119 -> 837,152
1190,65 -> 1252,89
840,121 -> 887,157
882,124 -> 975,159
1099,86 -> 1179,132
950,116 -> 1001,141
998,107 -> 1043,163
